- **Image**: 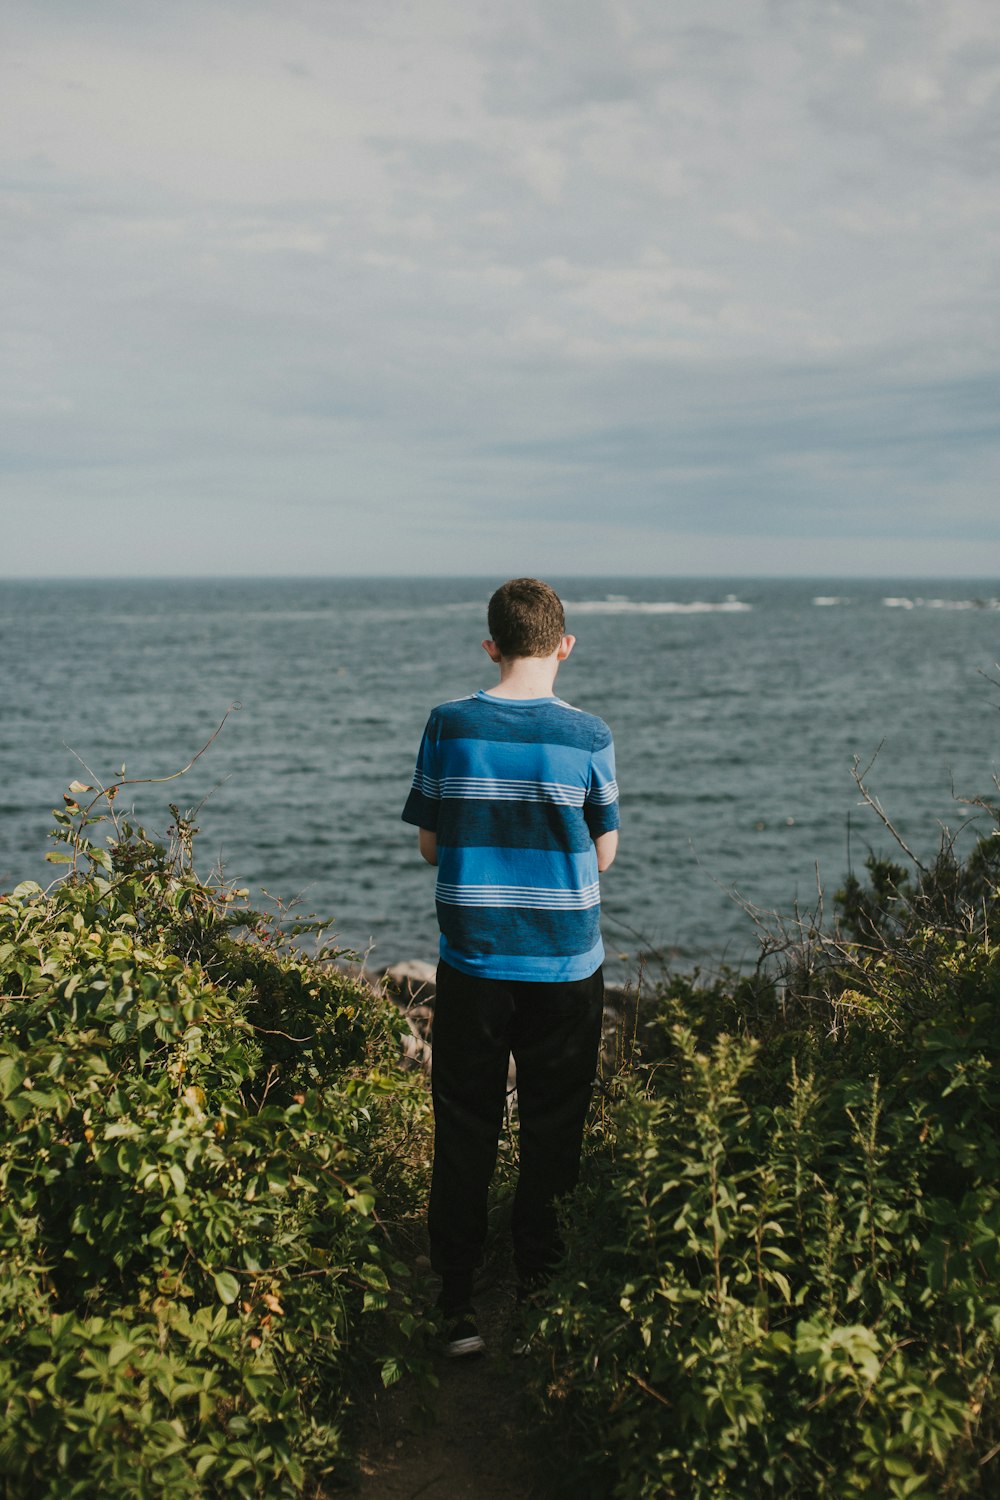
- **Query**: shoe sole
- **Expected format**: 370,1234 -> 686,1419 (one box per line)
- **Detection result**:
445,1334 -> 486,1357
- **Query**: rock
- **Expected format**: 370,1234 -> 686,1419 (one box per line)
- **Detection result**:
378,960 -> 437,1073
400,1030 -> 433,1071
382,959 -> 437,1004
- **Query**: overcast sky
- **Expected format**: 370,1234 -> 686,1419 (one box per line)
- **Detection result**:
3,0 -> 999,577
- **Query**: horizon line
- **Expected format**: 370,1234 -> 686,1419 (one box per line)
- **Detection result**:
2,572 -> 1000,584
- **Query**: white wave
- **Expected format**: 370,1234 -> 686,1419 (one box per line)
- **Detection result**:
883,596 -> 999,611
568,595 -> 752,615
813,596 -> 849,606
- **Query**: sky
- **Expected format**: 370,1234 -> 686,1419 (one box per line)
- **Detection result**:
3,0 -> 999,577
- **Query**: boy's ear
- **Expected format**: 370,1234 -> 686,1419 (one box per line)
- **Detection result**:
482,638 -> 503,664
556,634 -> 576,661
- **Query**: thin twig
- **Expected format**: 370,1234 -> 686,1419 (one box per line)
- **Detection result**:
628,1371 -> 671,1407
851,752 -> 927,875
65,705 -> 242,867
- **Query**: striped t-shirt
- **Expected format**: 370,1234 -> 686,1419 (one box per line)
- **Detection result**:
402,690 -> 620,982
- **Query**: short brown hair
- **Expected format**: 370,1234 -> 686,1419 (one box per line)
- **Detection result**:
487,578 -> 565,659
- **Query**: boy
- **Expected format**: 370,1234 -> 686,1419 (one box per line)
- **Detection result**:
402,578 -> 619,1356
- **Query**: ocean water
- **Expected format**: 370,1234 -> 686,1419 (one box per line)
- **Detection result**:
1,577 -> 998,980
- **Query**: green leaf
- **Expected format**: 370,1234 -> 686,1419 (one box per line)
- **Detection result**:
0,1053 -> 25,1099
222,1459 -> 253,1481
361,1261 -> 390,1291
213,1271 -> 240,1305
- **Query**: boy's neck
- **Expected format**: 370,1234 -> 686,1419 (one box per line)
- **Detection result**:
483,654 -> 560,700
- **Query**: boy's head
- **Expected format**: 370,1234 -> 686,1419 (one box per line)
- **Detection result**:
487,577 -> 566,660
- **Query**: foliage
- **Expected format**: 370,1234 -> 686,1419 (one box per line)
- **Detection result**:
523,802 -> 1000,1498
834,830 -> 1000,952
0,772 -> 434,1497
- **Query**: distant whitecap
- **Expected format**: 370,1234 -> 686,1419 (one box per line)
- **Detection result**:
568,598 -> 752,615
882,596 -> 996,612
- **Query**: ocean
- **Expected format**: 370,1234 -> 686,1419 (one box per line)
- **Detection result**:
2,577 -> 998,981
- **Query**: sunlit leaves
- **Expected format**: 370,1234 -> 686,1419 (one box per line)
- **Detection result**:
0,804 -> 436,1496
523,962 -> 1000,1499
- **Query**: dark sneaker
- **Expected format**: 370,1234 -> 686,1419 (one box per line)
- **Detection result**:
443,1310 -> 486,1358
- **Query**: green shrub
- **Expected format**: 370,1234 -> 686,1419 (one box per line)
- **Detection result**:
528,1011 -> 998,1496
525,850 -> 1000,1498
0,779 -> 434,1496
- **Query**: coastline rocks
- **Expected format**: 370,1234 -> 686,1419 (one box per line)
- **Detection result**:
381,960 -> 436,1071
382,959 -> 437,1004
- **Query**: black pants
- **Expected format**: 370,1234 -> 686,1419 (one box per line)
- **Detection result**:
428,958 -> 605,1288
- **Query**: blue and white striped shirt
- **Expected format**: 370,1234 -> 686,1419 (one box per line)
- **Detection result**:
402,690 -> 619,981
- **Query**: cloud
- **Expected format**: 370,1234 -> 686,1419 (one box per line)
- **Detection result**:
1,0 -> 998,575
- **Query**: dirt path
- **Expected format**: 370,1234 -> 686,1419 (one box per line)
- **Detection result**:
352,1282 -> 539,1500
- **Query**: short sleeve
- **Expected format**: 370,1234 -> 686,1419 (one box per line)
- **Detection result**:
583,723 -> 620,838
401,716 -> 441,831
